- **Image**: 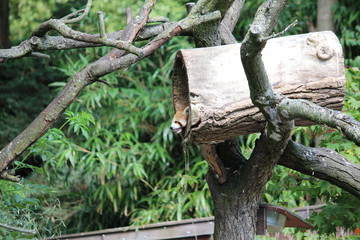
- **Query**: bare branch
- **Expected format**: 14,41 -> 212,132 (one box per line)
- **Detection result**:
60,9 -> 85,21
241,0 -> 288,103
126,7 -> 132,24
219,0 -> 245,44
30,52 -> 50,59
147,16 -> 170,23
34,19 -> 144,56
261,19 -> 298,41
32,0 -> 92,37
279,141 -> 360,199
102,0 -> 158,60
97,11 -> 107,39
0,37 -> 40,59
0,223 -> 36,235
0,23 -> 180,62
61,0 -> 92,24
279,99 -> 360,146
93,79 -> 110,86
240,0 -> 293,144
179,10 -> 221,30
221,0 -> 245,32
219,23 -> 237,44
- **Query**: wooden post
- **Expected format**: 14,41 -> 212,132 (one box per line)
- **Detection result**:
172,31 -> 345,143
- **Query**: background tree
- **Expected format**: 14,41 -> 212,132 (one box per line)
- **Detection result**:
0,0 -> 359,239
0,0 -> 10,49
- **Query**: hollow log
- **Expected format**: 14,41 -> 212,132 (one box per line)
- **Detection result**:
172,31 -> 345,143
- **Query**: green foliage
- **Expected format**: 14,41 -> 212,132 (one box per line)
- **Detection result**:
0,57 -> 61,147
0,179 -> 61,239
344,68 -> 360,120
20,37 -> 212,233
234,0 -> 316,40
333,0 -> 360,66
2,0 -> 359,238
310,192 -> 360,235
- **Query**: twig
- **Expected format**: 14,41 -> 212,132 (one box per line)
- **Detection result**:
147,16 -> 170,23
93,79 -> 110,85
95,11 -> 143,56
39,19 -> 143,56
261,20 -> 298,41
30,52 -> 50,59
0,223 -> 36,235
101,0 -> 158,60
126,7 -> 132,24
97,11 -> 107,39
62,0 -> 92,24
61,9 -> 85,21
180,10 -> 221,30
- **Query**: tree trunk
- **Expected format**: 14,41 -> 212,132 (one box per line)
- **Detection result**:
317,0 -> 336,31
206,133 -> 292,239
207,172 -> 259,239
190,1 -> 265,239
207,139 -> 258,239
0,0 -> 10,48
172,31 -> 345,143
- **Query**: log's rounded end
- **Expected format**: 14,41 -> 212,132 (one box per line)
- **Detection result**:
172,50 -> 190,112
172,50 -> 192,137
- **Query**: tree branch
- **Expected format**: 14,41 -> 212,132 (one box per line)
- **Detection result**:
219,0 -> 245,44
279,141 -> 360,199
240,0 -> 293,162
34,19 -> 143,56
261,19 -> 298,41
279,99 -> 360,146
0,1 -> 177,61
102,0 -> 158,60
0,23 -> 181,61
61,0 -> 92,24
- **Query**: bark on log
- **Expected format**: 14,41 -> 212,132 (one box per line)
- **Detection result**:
172,31 -> 345,143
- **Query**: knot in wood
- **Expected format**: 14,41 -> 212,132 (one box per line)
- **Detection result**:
316,44 -> 334,61
30,36 -> 41,46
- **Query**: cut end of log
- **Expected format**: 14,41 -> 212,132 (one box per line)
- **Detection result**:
172,51 -> 190,113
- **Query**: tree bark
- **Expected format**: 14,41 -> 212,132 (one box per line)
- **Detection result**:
0,0 -> 10,48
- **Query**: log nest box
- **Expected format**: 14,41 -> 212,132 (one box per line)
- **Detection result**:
172,31 -> 345,144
